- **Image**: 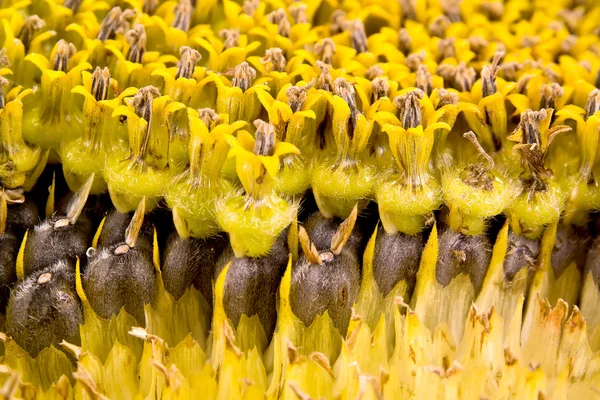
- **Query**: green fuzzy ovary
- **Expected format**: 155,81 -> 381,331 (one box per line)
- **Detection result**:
275,159 -> 311,197
216,195 -> 297,257
510,180 -> 565,237
61,139 -> 108,193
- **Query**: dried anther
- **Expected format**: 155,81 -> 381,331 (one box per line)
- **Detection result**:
63,0 -> 82,13
586,89 -> 600,118
344,19 -> 368,54
125,25 -> 147,63
90,67 -> 111,102
242,0 -> 259,15
0,48 -> 8,68
289,3 -> 308,24
371,77 -> 390,101
405,51 -> 426,72
143,0 -> 158,15
334,78 -> 360,134
17,15 -> 46,52
253,120 -> 276,156
52,40 -> 76,72
365,65 -> 383,80
176,46 -> 201,79
481,51 -> 504,98
286,81 -> 314,112
198,108 -> 220,128
429,15 -> 450,37
261,48 -> 287,72
315,61 -> 334,91
314,38 -> 336,65
461,131 -> 495,190
540,83 -> 564,110
331,10 -> 346,34
219,29 -> 239,50
398,28 -> 411,54
268,9 -> 290,37
97,7 -> 136,42
441,0 -> 462,22
479,1 -> 503,20
416,65 -> 432,95
438,37 -> 455,59
437,62 -> 476,92
173,0 -> 193,33
231,62 -> 256,92
399,0 -> 417,20
130,86 -> 160,160
394,89 -> 424,129
436,88 -> 458,108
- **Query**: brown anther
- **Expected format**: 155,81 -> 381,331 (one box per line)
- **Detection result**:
371,77 -> 390,101
435,88 -> 458,108
268,9 -> 290,37
286,81 -> 314,112
586,89 -> 600,119
344,19 -> 368,54
440,0 -> 462,23
314,38 -> 336,65
52,40 -> 76,72
143,0 -> 158,15
398,28 -> 412,54
173,0 -> 193,32
131,86 -> 160,159
91,67 -> 111,102
219,29 -> 239,50
438,62 -> 476,92
18,15 -> 46,53
557,8 -> 584,33
242,0 -> 259,16
405,50 -> 426,71
231,62 -> 256,92
399,0 -> 417,21
540,83 -> 563,110
481,51 -> 504,98
63,0 -> 82,13
315,61 -> 334,91
500,61 -> 522,82
461,131 -> 495,190
559,35 -> 577,54
479,1 -> 503,20
253,119 -> 276,156
289,3 -> 308,24
261,48 -> 287,72
416,65 -> 432,95
468,36 -> 488,54
394,89 -> 424,129
0,48 -> 9,68
176,46 -> 201,79
0,76 -> 8,109
198,108 -> 220,128
331,10 -> 346,34
125,24 -> 147,63
365,65 -> 384,80
334,78 -> 359,134
97,7 -> 136,42
521,36 -> 539,48
429,15 -> 450,37
438,37 -> 455,59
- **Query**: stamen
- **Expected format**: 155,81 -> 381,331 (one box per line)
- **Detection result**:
437,62 -> 475,92
286,81 -> 314,112
435,88 -> 458,108
173,0 -> 193,33
438,37 -> 455,59
231,62 -> 256,92
399,0 -> 417,20
143,0 -> 158,15
371,77 -> 390,101
289,3 -> 308,24
315,61 -> 333,91
468,36 -> 488,55
334,78 -> 359,135
253,119 -> 276,156
176,46 -> 201,79
125,25 -> 147,64
314,38 -> 336,65
18,15 -> 46,53
97,7 -> 136,42
398,28 -> 411,54
461,131 -> 495,190
131,86 -> 160,159
405,50 -> 426,72
63,0 -> 82,13
586,89 -> 600,119
365,65 -> 383,80
540,83 -> 564,110
330,10 -> 346,34
394,89 -> 424,129
416,65 -> 432,95
52,40 -> 76,72
261,48 -> 287,72
198,108 -> 220,128
344,19 -> 368,54
521,36 -> 539,48
219,29 -> 239,50
429,15 -> 450,37
268,9 -> 290,37
479,1 -> 503,20
242,0 -> 259,16
481,51 -> 504,97
440,0 -> 461,22
90,67 -> 111,102
557,8 -> 584,33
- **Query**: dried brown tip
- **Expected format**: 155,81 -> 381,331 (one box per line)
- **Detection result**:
405,50 -> 426,72
435,88 -> 458,108
416,65 -> 432,95
63,0 -> 82,13
371,77 -> 390,101
125,198 -> 146,248
330,9 -> 346,34
198,107 -> 220,128
365,65 -> 383,80
315,61 -> 334,91
253,119 -> 276,156
314,38 -> 336,65
143,0 -> 158,15
261,48 -> 287,72
97,7 -> 136,42
440,0 -> 461,22
242,0 -> 259,16
330,203 -> 358,255
394,88 -> 424,129
540,83 -> 563,110
18,15 -> 46,53
438,37 -> 455,59
344,19 -> 368,54
268,9 -> 290,38
468,36 -> 488,54
429,15 -> 450,37
289,3 -> 308,24
398,28 -> 412,54
0,75 -> 8,109
131,86 -> 160,123
481,51 -> 504,98
286,81 -> 314,112
399,0 -> 417,20
461,131 -> 495,190
176,46 -> 201,79
52,40 -> 76,72
586,89 -> 600,118
309,352 -> 335,377
173,0 -> 193,33
231,62 -> 256,92
299,225 -> 322,265
219,29 -> 239,50
125,25 -> 146,63
63,173 -> 95,226
91,67 -> 111,102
